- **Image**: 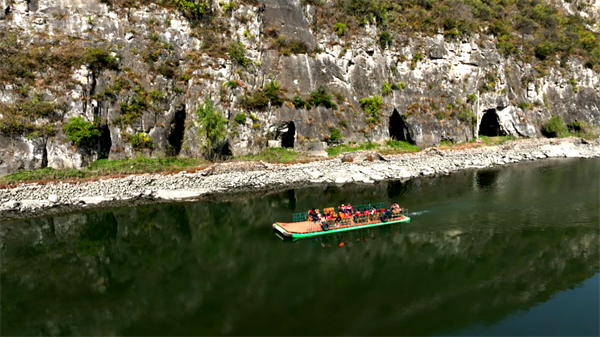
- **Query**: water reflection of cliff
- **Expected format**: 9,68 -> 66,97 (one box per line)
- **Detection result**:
2,158 -> 599,335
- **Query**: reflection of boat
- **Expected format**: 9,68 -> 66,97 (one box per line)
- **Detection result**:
273,202 -> 411,240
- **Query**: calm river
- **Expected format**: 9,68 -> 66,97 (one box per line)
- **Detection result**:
1,158 -> 599,336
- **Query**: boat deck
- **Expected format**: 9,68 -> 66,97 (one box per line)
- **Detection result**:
274,214 -> 409,234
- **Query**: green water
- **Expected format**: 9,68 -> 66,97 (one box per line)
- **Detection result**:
1,158 -> 599,336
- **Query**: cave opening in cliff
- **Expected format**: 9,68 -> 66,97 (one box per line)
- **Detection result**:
479,109 -> 506,137
220,141 -> 232,157
389,109 -> 412,143
98,124 -> 111,160
281,122 -> 295,149
167,106 -> 186,156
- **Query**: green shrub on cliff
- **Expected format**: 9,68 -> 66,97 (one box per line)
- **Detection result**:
174,0 -> 209,21
517,102 -> 531,110
64,117 -> 101,147
542,115 -> 568,138
195,97 -> 228,158
457,109 -> 476,126
264,80 -> 284,106
308,86 -> 336,109
241,80 -> 286,111
410,52 -> 422,70
334,22 -> 347,36
221,0 -> 236,13
360,95 -> 383,123
567,120 -> 595,136
85,47 -> 119,72
126,132 -> 154,151
272,36 -> 311,55
234,112 -> 247,124
378,30 -> 392,49
292,96 -> 308,109
382,81 -> 392,95
116,90 -> 147,127
326,127 -> 343,144
328,0 -> 600,72
228,41 -> 250,67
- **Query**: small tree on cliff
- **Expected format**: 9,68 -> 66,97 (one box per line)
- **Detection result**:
195,97 -> 228,159
64,116 -> 100,147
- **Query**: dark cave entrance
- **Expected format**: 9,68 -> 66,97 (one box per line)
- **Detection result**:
167,106 -> 186,156
41,144 -> 48,168
98,124 -> 112,160
478,109 -> 506,137
281,121 -> 295,149
220,141 -> 233,157
389,109 -> 412,143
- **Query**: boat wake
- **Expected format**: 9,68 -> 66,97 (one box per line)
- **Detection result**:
408,210 -> 429,216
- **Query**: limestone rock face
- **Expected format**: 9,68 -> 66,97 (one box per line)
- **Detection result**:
0,0 -> 599,177
0,135 -> 47,176
0,0 -> 7,20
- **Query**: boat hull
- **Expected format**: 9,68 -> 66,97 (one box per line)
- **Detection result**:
273,216 -> 411,239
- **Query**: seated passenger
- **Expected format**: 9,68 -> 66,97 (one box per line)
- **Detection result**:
347,204 -> 354,214
308,209 -> 318,221
391,202 -> 400,212
338,204 -> 346,214
316,210 -> 323,222
343,206 -> 351,216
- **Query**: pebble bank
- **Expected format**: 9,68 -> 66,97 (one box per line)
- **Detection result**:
1,138 -> 599,221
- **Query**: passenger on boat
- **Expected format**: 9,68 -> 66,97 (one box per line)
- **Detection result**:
316,210 -> 326,224
382,208 -> 392,222
391,203 -> 400,212
338,204 -> 345,214
309,209 -> 319,222
347,203 -> 354,214
315,210 -> 329,230
334,212 -> 342,227
343,206 -> 351,217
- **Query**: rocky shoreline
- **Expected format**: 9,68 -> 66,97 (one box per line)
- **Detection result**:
1,137 -> 599,221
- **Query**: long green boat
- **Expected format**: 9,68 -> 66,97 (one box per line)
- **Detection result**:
272,202 -> 411,240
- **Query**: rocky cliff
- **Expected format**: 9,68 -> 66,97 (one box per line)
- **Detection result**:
0,0 -> 599,176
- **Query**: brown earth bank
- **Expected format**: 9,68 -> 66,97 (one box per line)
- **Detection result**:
1,137 -> 598,221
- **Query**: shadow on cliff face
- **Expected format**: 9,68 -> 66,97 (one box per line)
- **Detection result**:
479,109 -> 506,137
389,109 -> 414,143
